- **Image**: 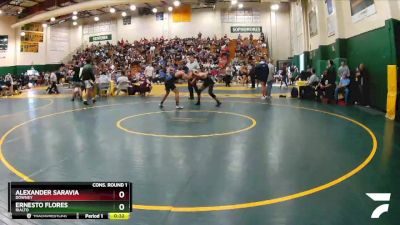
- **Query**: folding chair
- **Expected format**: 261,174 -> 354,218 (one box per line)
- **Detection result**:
99,82 -> 110,97
116,81 -> 130,96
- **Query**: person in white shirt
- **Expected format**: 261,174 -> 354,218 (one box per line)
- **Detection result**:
116,72 -> 130,95
4,73 -> 13,95
44,72 -> 50,85
144,64 -> 155,78
267,59 -> 275,98
186,54 -> 200,100
117,74 -> 129,84
99,74 -> 111,84
46,72 -> 59,94
307,70 -> 320,85
300,68 -> 319,99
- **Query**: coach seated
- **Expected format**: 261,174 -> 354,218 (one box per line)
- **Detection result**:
334,76 -> 351,105
115,72 -> 131,95
299,69 -> 319,99
316,70 -> 336,102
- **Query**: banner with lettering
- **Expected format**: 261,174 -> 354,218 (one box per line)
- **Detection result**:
89,34 -> 112,42
231,26 -> 262,33
21,31 -> 44,43
21,42 -> 39,53
21,23 -> 43,32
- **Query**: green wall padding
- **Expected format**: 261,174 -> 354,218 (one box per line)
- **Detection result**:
345,26 -> 390,110
295,18 -> 400,111
0,64 -> 61,77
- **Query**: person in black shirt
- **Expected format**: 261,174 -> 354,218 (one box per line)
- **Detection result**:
159,68 -> 188,109
316,69 -> 336,101
254,57 -> 269,99
354,63 -> 369,106
192,70 -> 221,107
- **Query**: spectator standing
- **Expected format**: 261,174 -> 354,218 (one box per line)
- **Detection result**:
186,54 -> 200,100
254,57 -> 269,99
354,63 -> 369,106
280,63 -> 288,88
71,61 -> 82,101
267,59 -> 275,98
81,58 -> 96,105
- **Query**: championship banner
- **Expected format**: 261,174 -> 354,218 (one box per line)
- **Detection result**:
21,23 -> 44,32
21,31 -> 44,43
21,42 -> 39,53
172,4 -> 192,22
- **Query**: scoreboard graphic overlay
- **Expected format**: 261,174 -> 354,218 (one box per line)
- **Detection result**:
8,182 -> 132,220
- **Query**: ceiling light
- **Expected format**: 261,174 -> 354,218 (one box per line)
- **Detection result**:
94,16 -> 99,21
121,11 -> 127,17
130,5 -> 136,11
73,21 -> 77,26
110,8 -> 116,13
42,23 -> 47,28
231,0 -> 238,5
173,0 -> 181,7
73,11 -> 78,15
238,3 -> 243,9
20,32 -> 26,37
168,6 -> 173,12
72,15 -> 78,20
50,17 -> 56,22
152,8 -> 157,13
271,4 -> 279,11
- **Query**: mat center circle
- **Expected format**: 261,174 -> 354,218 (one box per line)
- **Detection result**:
116,110 -> 257,138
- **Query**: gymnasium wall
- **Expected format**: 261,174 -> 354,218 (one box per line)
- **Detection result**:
93,4 -> 291,61
0,16 -> 84,76
290,0 -> 400,112
0,16 -> 17,67
1,3 -> 292,76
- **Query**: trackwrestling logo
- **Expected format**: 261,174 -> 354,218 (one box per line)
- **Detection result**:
366,193 -> 391,219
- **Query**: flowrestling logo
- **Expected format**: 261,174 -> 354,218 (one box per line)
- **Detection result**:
366,193 -> 391,219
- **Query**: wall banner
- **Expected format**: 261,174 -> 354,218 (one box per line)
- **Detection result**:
21,42 -> 39,53
350,0 -> 376,23
327,14 -> 336,37
0,35 -> 8,50
89,34 -> 112,42
156,12 -> 164,21
123,16 -> 132,25
308,9 -> 318,37
21,31 -> 44,43
21,23 -> 43,32
231,26 -> 262,33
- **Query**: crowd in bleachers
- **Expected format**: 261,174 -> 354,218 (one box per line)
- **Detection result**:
1,32 -> 369,107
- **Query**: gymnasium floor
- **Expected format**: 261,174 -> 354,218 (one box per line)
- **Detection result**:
0,85 -> 399,225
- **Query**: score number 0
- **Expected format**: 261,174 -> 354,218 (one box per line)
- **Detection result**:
118,191 -> 126,211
